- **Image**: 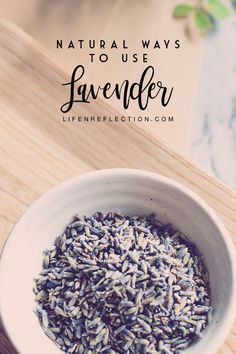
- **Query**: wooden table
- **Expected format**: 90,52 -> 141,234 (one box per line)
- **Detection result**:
0,20 -> 235,354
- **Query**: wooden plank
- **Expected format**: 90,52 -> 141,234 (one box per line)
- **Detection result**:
0,0 -> 205,152
0,20 -> 235,353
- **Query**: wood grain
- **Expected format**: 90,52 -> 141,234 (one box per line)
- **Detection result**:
0,20 -> 235,353
0,0 -> 205,152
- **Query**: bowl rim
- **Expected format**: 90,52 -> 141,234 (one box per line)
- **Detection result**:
0,168 -> 236,354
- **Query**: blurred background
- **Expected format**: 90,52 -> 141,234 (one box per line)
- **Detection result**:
1,0 -> 236,190
191,0 -> 236,190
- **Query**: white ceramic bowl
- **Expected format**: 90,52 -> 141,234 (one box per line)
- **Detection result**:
0,169 -> 236,354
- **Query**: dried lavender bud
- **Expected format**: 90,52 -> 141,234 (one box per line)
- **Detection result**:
34,212 -> 212,354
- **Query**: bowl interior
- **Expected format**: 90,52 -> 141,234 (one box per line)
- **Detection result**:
0,170 -> 235,354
